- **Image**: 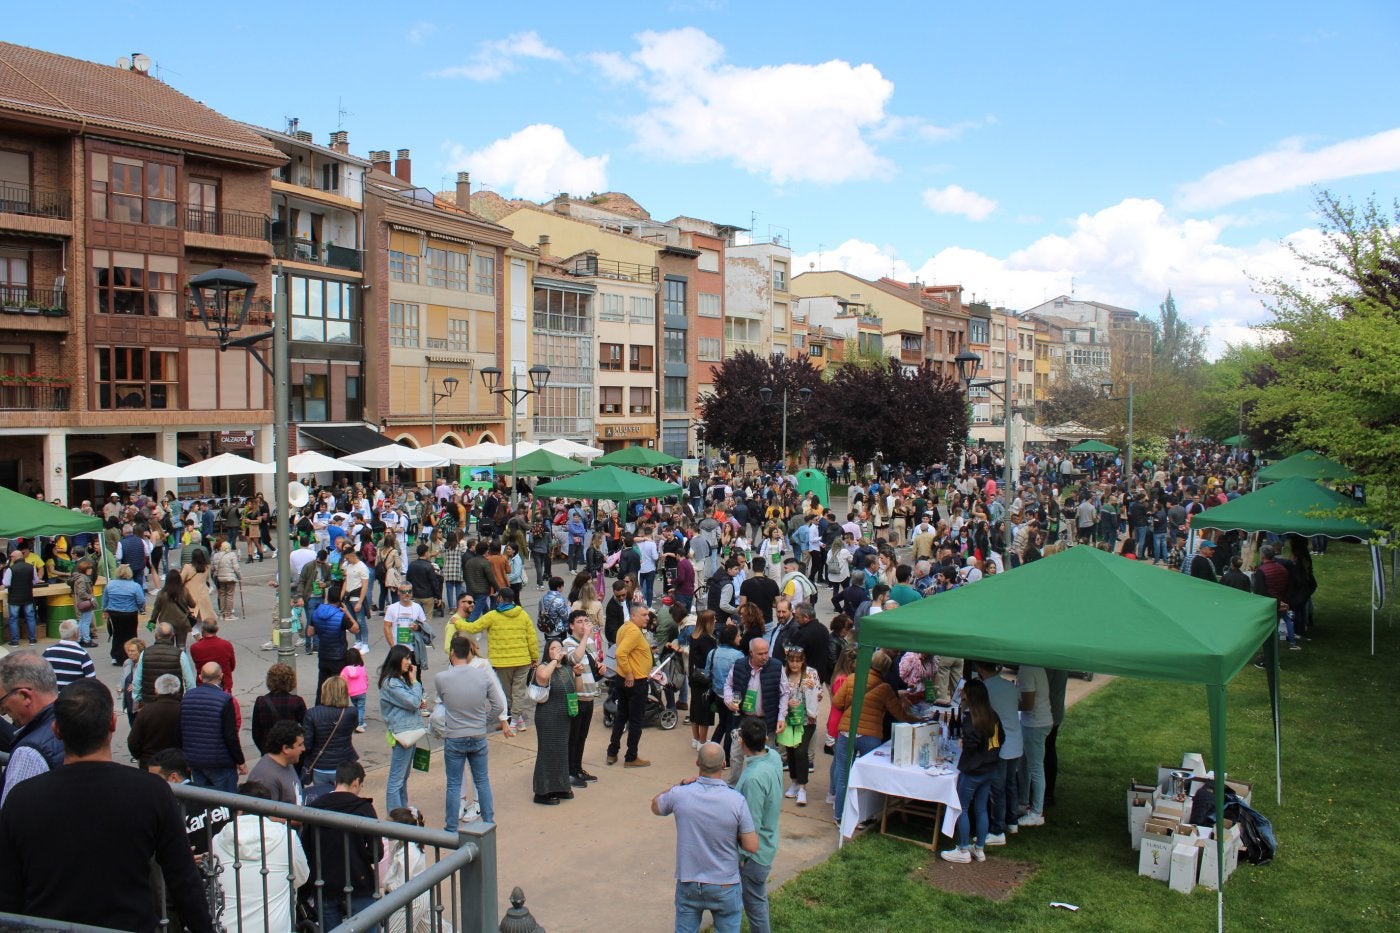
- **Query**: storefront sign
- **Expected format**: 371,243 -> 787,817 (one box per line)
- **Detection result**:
603,424 -> 656,439
220,430 -> 254,448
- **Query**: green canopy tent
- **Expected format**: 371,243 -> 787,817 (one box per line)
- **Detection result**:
1221,434 -> 1246,447
1190,476 -> 1386,653
0,485 -> 103,539
1068,439 -> 1118,454
491,448 -> 587,478
794,468 -> 830,508
592,446 -> 682,470
1253,449 -> 1353,486
845,545 -> 1279,931
532,465 -> 682,502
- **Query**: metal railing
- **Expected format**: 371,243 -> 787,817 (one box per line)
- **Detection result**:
0,285 -> 67,312
0,181 -> 71,220
181,206 -> 274,240
274,236 -> 364,271
573,256 -> 658,282
0,383 -> 71,411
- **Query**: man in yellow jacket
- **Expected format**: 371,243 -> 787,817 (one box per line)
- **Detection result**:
462,585 -> 540,731
606,607 -> 654,768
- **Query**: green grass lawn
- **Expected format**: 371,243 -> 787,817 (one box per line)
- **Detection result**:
770,543 -> 1400,930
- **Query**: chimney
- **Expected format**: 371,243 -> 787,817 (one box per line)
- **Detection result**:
394,149 -> 412,183
537,235 -> 551,256
553,193 -> 569,215
369,150 -> 391,175
295,130 -> 313,143
329,131 -> 349,153
456,171 -> 471,207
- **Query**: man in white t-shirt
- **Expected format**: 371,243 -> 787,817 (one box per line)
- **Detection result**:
384,586 -> 428,668
1016,664 -> 1053,827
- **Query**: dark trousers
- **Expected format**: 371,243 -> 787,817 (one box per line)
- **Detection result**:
715,702 -> 737,765
784,721 -> 818,784
108,610 -> 139,663
990,755 -> 1022,833
532,553 -> 550,586
568,700 -> 594,774
607,679 -> 648,761
1045,723 -> 1061,807
316,661 -> 342,700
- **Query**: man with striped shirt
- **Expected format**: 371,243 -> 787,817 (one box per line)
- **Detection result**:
41,620 -> 95,690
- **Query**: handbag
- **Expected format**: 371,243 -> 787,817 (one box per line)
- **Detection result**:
392,727 -> 428,749
75,596 -> 95,613
527,681 -> 551,703
302,709 -> 347,784
688,660 -> 711,692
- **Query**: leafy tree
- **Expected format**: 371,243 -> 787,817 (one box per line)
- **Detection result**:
1251,192 -> 1400,534
697,350 -> 822,461
1036,376 -> 1105,426
1151,290 -> 1208,376
810,358 -> 967,467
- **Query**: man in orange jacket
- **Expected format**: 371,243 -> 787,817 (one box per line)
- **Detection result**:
606,607 -> 653,768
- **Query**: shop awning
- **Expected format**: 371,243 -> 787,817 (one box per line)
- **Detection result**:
298,424 -> 388,455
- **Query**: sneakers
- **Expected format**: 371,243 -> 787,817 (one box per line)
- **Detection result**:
825,791 -> 836,805
624,758 -> 651,768
939,847 -> 972,864
971,846 -> 986,862
1253,659 -> 1266,669
355,725 -> 366,733
796,786 -> 807,807
784,783 -> 799,799
1288,642 -> 1303,651
1006,823 -> 1019,835
983,833 -> 1006,847
1019,813 -> 1045,827
606,754 -> 619,766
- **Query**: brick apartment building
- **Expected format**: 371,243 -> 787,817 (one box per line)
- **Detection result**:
0,42 -> 285,503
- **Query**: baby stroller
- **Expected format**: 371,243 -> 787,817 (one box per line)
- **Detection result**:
602,646 -> 682,731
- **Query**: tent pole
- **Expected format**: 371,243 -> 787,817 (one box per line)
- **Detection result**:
1208,684 -> 1227,933
1269,632 -> 1282,805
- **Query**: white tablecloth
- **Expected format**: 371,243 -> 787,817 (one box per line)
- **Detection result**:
839,741 -> 962,842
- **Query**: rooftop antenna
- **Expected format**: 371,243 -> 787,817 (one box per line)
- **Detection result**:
1070,275 -> 1076,297
337,97 -> 353,130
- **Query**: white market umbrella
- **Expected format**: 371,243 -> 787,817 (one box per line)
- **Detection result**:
418,442 -> 483,465
183,452 -> 274,477
288,450 -> 366,474
497,440 -> 541,460
338,443 -> 449,470
454,441 -> 513,465
73,455 -> 188,482
542,437 -> 604,459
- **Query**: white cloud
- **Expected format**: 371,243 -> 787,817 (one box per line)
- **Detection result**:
447,124 -> 608,201
597,27 -> 896,184
1177,128 -> 1400,210
795,198 -> 1322,358
922,184 -> 998,221
434,31 -> 564,81
406,21 -> 436,44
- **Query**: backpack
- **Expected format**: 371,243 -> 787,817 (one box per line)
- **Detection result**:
688,477 -> 703,498
706,570 -> 730,615
537,590 -> 570,636
825,545 -> 845,576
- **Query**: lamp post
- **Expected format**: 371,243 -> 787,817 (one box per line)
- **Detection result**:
428,375 -> 459,445
955,348 -> 1015,561
480,363 -> 551,507
191,265 -> 293,665
1101,381 -> 1134,490
758,385 -> 812,473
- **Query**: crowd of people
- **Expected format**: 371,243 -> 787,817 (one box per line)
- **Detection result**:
0,435 -> 1325,931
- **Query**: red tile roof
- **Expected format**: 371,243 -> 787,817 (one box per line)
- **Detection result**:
0,42 -> 283,163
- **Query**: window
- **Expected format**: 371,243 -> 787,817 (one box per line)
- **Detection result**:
793,333 -> 807,352
664,279 -> 686,317
92,250 -> 178,317
89,154 -> 177,226
698,337 -> 721,361
629,344 -> 654,372
447,250 -> 469,290
809,343 -> 824,358
599,385 -> 622,415
389,250 -> 420,283
389,302 -> 419,347
773,301 -> 787,333
474,254 -> 495,294
724,317 -> 761,343
698,292 -> 721,317
185,178 -> 219,233
0,256 -> 28,304
628,295 -> 654,323
534,288 -> 591,333
599,293 -> 625,321
697,248 -> 720,273
901,335 -> 922,352
664,376 -> 687,412
629,386 -> 653,415
95,346 -> 179,410
968,319 -> 988,343
424,248 -> 448,288
664,328 -> 686,364
447,318 -> 469,351
599,342 -> 623,371
772,261 -> 788,292
320,162 -> 341,192
285,276 -> 356,343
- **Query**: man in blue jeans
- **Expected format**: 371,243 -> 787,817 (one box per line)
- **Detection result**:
652,742 -> 759,933
434,635 -> 514,832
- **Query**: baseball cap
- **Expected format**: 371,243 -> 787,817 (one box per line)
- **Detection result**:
1198,540 -> 1216,550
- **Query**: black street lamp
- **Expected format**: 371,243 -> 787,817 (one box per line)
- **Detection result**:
480,364 -> 552,505
190,268 -> 260,350
1101,380 -> 1135,487
429,375 -> 459,445
758,385 -> 812,470
955,348 -> 1015,560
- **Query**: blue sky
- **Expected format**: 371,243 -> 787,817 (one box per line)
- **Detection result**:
14,1 -> 1400,353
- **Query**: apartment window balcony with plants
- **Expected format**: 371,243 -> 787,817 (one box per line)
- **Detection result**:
0,372 -> 71,411
0,285 -> 67,317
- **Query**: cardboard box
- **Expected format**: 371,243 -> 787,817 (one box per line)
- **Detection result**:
1181,752 -> 1206,775
1138,825 -> 1174,882
1152,797 -> 1187,823
1197,821 -> 1241,891
1169,841 -> 1203,894
1127,782 -> 1157,822
911,722 -> 939,766
891,723 -> 916,767
1129,800 -> 1152,849
1172,823 -> 1200,847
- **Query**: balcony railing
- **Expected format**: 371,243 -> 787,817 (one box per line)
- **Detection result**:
0,182 -> 71,220
274,235 -> 364,271
0,285 -> 67,315
181,206 -> 273,240
0,382 -> 71,411
534,415 -> 594,437
573,256 -> 658,283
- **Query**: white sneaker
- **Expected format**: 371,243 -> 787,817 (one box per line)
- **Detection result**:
939,847 -> 971,864
796,786 -> 807,807
983,833 -> 1006,846
825,791 -> 836,805
1019,812 -> 1045,827
1006,823 -> 1019,834
971,846 -> 986,862
784,783 -> 799,799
